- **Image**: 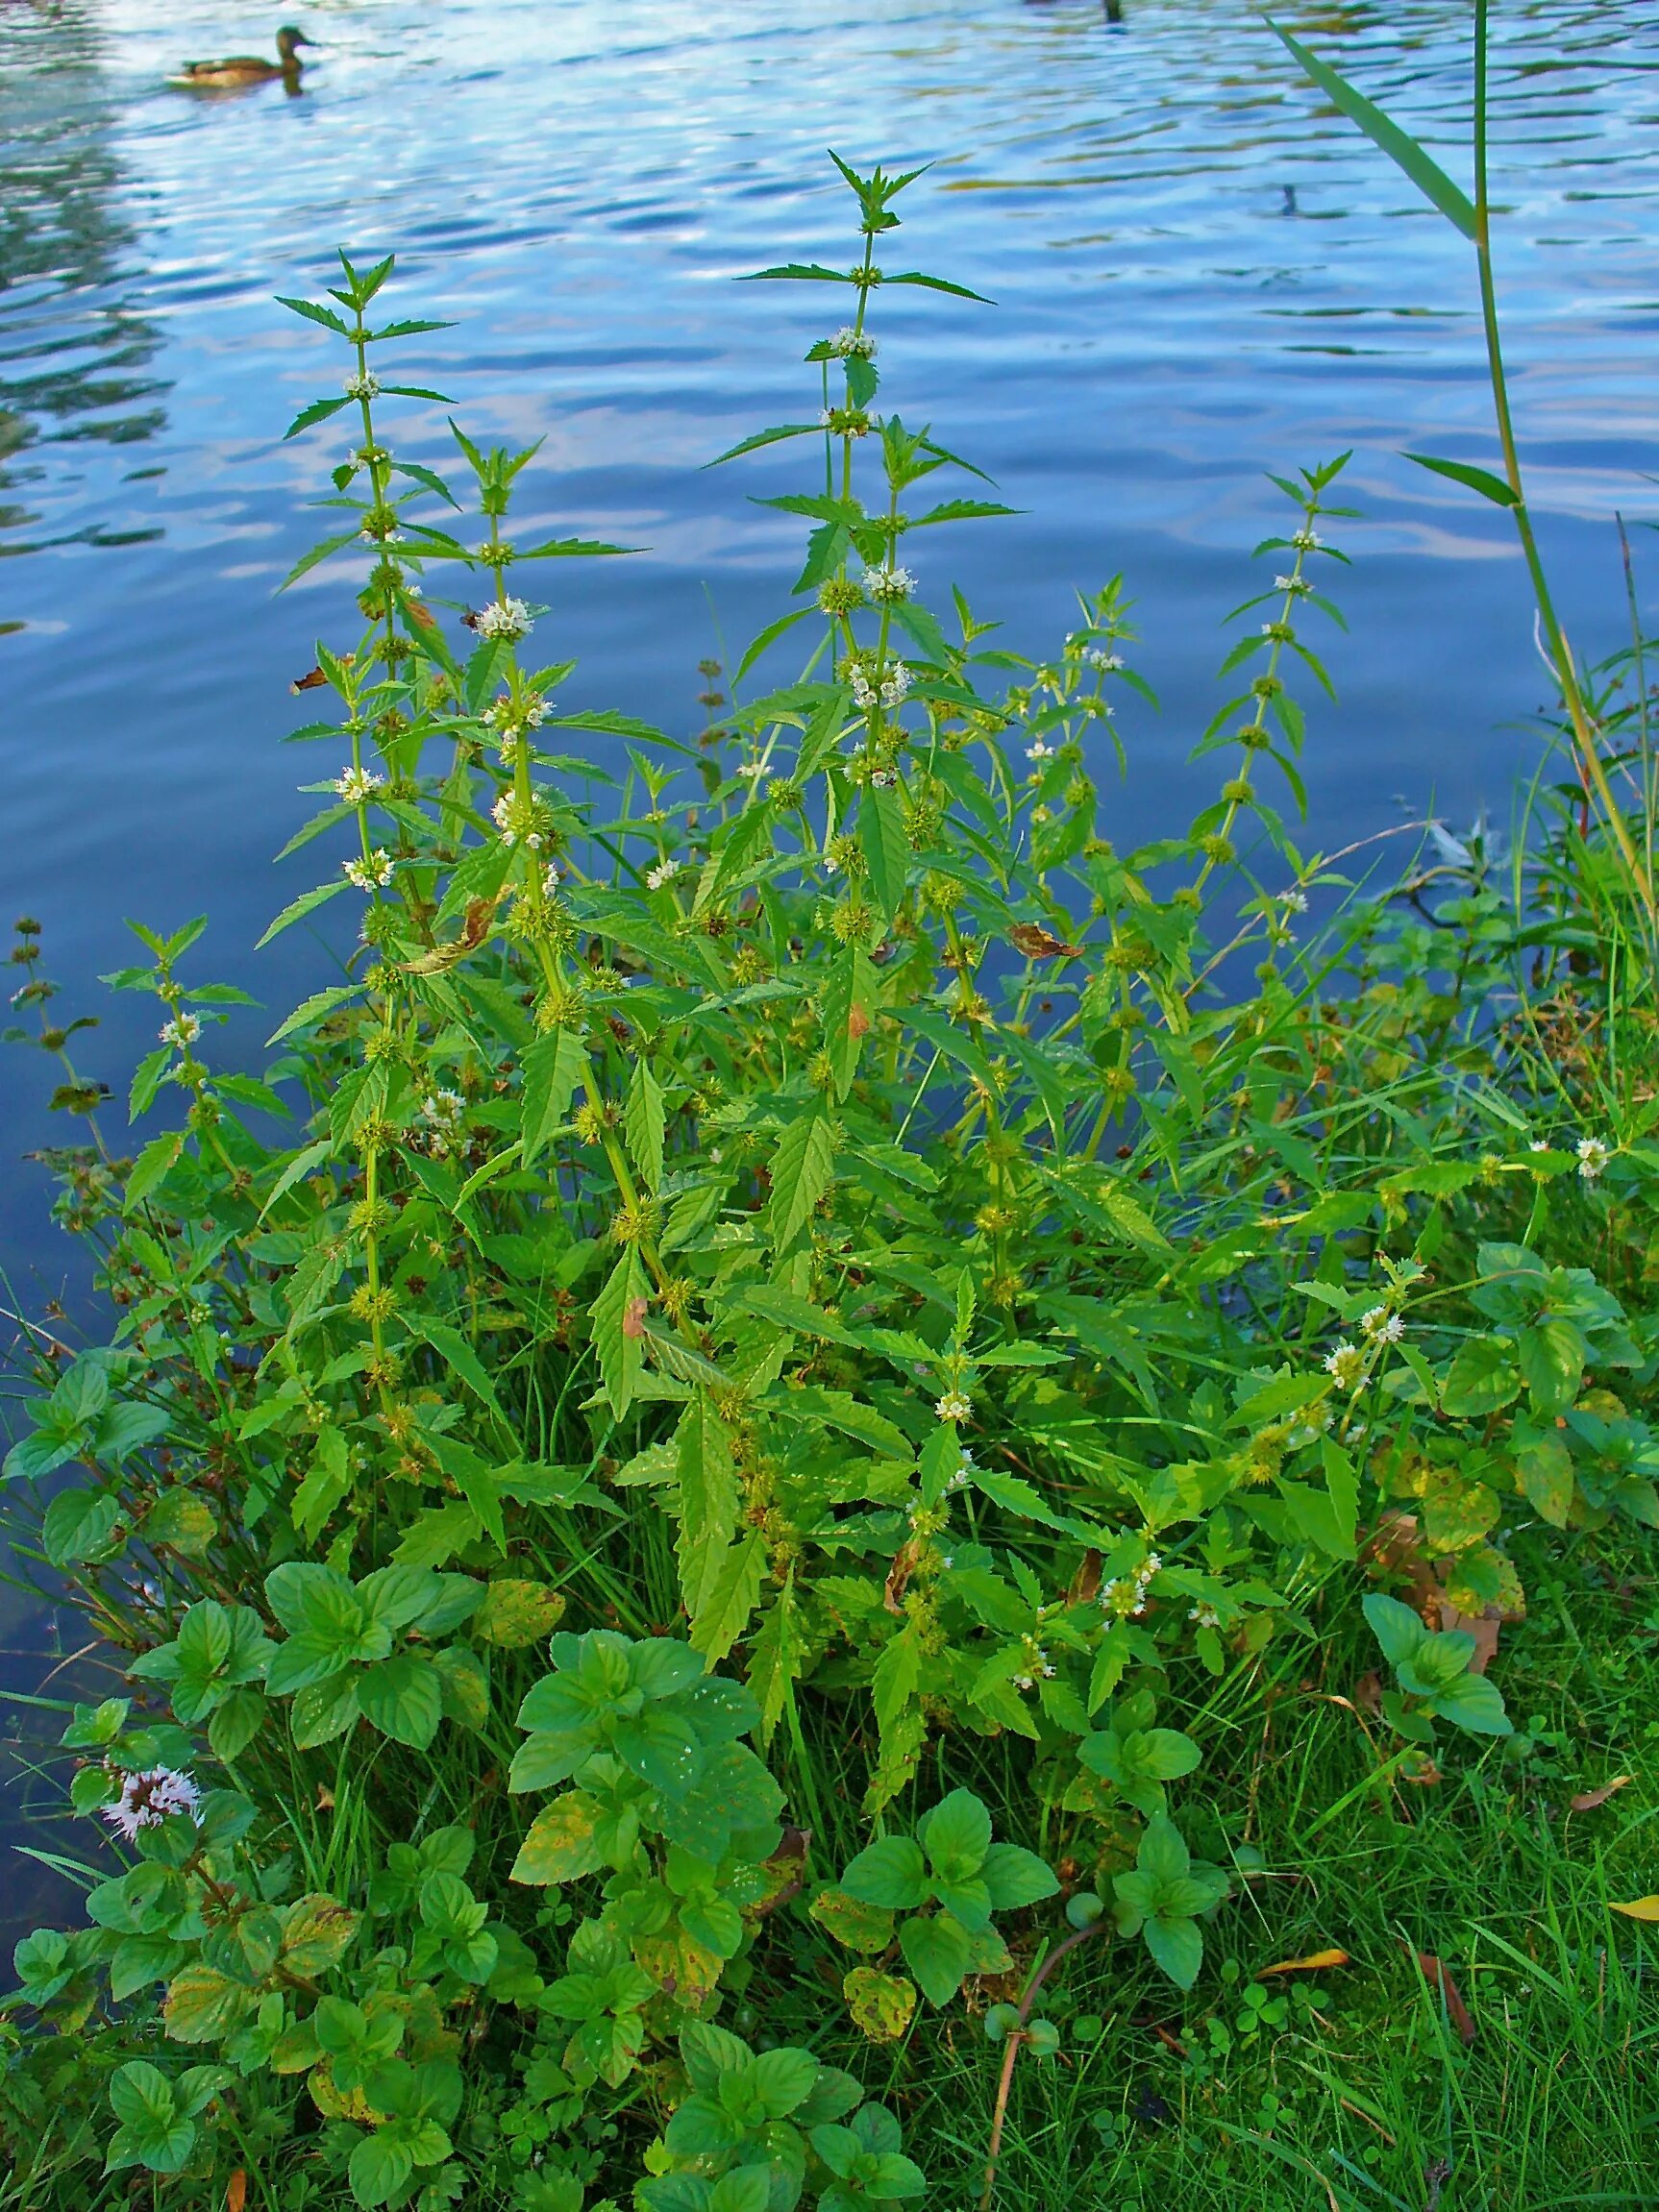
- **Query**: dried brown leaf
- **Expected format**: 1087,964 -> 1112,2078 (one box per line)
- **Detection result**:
1409,1950 -> 1476,2045
1008,923 -> 1084,961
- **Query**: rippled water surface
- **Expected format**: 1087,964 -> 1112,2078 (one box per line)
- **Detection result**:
2,0 -> 1658,1913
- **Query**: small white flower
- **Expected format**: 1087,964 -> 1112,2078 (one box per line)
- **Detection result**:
343,849 -> 394,891
101,1767 -> 201,1843
862,563 -> 915,604
1012,1673 -> 1035,1693
1576,1136 -> 1611,1181
939,1553 -> 954,1569
871,769 -> 896,789
1083,649 -> 1124,672
543,862 -> 563,895
1324,1339 -> 1365,1392
344,372 -> 381,402
818,407 -> 835,430
735,761 -> 767,781
1278,889 -> 1309,914
830,326 -> 878,360
880,662 -> 910,708
1528,1139 -> 1549,1154
421,1088 -> 467,1158
1361,1307 -> 1405,1345
1189,1602 -> 1221,1630
493,791 -> 546,849
1099,1575 -> 1150,1619
645,859 -> 681,892
475,597 -> 532,642
333,765 -> 384,805
158,1012 -> 201,1050
1292,528 -> 1324,553
851,668 -> 876,710
1026,740 -> 1054,762
935,1390 -> 973,1423
1275,574 -> 1312,595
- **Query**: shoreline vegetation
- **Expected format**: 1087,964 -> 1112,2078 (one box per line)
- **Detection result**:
3,12 -> 1657,2209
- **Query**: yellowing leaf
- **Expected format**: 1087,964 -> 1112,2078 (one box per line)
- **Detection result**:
474,1579 -> 566,1648
844,1966 -> 917,2043
1609,1895 -> 1659,1922
510,1791 -> 606,1885
279,1894 -> 360,1977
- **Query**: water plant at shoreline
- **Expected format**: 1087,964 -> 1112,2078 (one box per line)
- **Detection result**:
2,12 -> 1658,2208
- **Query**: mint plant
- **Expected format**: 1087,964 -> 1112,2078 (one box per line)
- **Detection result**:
1362,1594 -> 1513,1742
837,1788 -> 1056,2006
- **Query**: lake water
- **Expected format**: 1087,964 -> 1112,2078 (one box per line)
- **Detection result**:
1,0 -> 1657,1929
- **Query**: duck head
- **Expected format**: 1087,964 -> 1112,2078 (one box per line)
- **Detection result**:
276,26 -> 315,64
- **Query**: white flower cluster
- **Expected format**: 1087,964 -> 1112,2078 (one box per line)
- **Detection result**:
1291,528 -> 1324,553
1026,739 -> 1054,763
646,859 -> 681,892
475,597 -> 532,642
158,1012 -> 201,1051
420,1088 -> 466,1158
1188,1602 -> 1222,1631
1577,1135 -> 1611,1181
343,372 -> 381,402
935,1390 -> 973,1423
492,790 -> 546,849
861,563 -> 915,604
1324,1339 -> 1365,1392
1100,1552 -> 1162,1618
830,326 -> 878,359
344,849 -> 394,891
1361,1305 -> 1405,1345
1274,574 -> 1313,596
102,1766 -> 201,1842
1277,889 -> 1309,915
487,694 -> 550,757
1011,1639 -> 1057,1693
851,660 -> 910,714
333,765 -> 384,805
1083,648 -> 1124,672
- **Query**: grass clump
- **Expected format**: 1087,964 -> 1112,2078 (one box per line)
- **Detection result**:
3,18 -> 1658,2212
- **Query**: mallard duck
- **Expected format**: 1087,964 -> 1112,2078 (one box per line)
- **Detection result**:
169,25 -> 313,89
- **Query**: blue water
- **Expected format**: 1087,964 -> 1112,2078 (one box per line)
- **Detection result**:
1,0 -> 1657,1924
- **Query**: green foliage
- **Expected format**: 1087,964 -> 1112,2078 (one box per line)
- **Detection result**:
2,112 -> 1657,2212
837,1788 -> 1055,2005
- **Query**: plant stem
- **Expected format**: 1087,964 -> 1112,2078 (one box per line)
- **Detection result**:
1470,0 -> 1652,925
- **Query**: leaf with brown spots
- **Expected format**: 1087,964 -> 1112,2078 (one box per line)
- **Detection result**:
1008,923 -> 1084,961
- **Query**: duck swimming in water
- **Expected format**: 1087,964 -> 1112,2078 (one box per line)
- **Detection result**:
169,25 -> 313,89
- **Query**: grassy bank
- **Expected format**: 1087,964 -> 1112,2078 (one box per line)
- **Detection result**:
2,14 -> 1657,2210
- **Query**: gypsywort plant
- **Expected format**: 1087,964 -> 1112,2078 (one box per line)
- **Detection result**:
1,91 -> 1650,2209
